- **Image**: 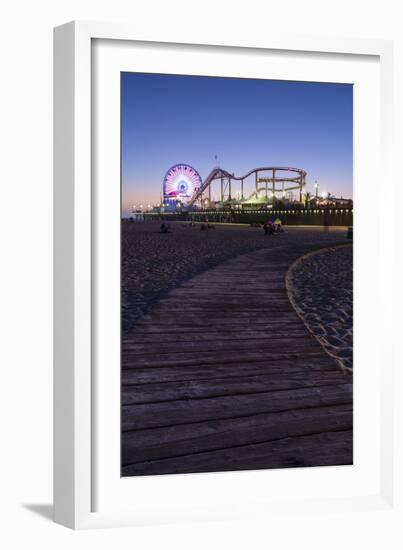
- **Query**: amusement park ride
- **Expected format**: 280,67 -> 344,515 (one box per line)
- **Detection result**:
161,163 -> 307,211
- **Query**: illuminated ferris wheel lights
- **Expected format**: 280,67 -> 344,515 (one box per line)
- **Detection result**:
163,163 -> 202,206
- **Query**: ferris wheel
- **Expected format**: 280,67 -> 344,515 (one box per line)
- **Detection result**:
163,163 -> 202,205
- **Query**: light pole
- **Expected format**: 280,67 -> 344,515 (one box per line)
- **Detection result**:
314,181 -> 319,203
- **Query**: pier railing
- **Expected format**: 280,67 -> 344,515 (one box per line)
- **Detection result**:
141,207 -> 353,227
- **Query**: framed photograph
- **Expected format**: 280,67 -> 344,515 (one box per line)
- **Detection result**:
54,21 -> 399,530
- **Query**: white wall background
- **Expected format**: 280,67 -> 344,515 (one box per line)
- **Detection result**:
0,0 -> 402,547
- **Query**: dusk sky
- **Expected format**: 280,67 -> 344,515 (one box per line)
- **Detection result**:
121,73 -> 353,216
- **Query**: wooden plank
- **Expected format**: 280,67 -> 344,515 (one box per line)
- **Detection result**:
136,317 -> 302,327
121,358 -> 344,385
122,348 -> 330,369
122,336 -> 319,355
149,305 -> 295,312
159,295 -> 290,303
122,371 -> 351,405
122,405 -> 352,465
122,383 -> 352,431
122,328 -> 309,344
172,286 -> 286,293
122,403 -> 352,450
122,430 -> 353,476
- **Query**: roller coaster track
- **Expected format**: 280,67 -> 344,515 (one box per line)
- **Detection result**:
188,166 -> 307,206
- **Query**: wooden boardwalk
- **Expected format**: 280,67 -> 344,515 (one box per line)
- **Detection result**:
122,239 -> 353,476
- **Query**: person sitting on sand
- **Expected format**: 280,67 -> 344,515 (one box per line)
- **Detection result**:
274,218 -> 284,233
264,220 -> 274,235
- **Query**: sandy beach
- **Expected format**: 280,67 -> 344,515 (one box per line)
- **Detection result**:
122,221 -> 350,335
287,245 -> 353,371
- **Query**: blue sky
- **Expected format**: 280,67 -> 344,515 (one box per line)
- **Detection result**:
121,73 -> 353,216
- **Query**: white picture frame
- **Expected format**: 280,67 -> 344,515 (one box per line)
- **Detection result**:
54,20 -> 400,531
